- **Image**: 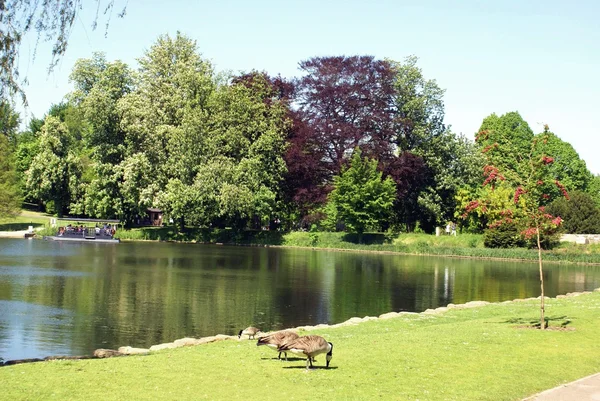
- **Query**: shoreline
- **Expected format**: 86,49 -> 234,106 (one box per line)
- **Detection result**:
3,288 -> 597,367
117,238 -> 600,267
3,229 -> 599,266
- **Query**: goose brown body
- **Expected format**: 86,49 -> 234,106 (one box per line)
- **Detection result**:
256,330 -> 299,360
277,335 -> 333,369
238,326 -> 261,339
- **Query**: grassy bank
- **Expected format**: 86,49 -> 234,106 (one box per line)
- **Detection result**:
115,227 -> 600,264
0,210 -> 49,232
3,210 -> 600,264
2,292 -> 600,400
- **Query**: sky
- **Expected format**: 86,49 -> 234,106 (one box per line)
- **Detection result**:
13,0 -> 600,174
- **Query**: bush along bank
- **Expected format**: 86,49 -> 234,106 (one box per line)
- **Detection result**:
114,228 -> 600,265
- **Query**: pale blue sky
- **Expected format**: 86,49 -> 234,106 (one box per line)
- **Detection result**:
15,0 -> 600,173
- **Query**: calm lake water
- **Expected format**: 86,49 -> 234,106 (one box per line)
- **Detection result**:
1,238 -> 600,361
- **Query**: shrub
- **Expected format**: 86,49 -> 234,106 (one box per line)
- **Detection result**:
547,191 -> 600,234
483,223 -> 524,248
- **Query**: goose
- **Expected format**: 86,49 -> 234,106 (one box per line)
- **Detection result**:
238,326 -> 261,339
277,335 -> 333,369
256,330 -> 300,360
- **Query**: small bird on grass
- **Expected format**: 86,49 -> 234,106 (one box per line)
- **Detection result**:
256,330 -> 299,360
277,335 -> 333,370
238,326 -> 261,339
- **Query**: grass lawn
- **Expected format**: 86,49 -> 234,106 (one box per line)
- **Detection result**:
2,292 -> 600,400
0,210 -> 50,231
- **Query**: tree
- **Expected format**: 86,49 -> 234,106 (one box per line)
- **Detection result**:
389,55 -> 446,152
412,131 -> 484,232
66,53 -> 134,219
1,0 -> 126,103
328,149 -> 396,242
587,174 -> 600,208
536,131 -> 593,196
387,57 -> 474,232
476,112 -> 535,178
25,116 -> 81,216
117,32 -> 216,225
469,124 -> 568,330
0,134 -> 21,216
0,101 -> 20,145
190,74 -> 288,229
295,56 -> 396,180
547,191 -> 600,234
384,151 -> 430,231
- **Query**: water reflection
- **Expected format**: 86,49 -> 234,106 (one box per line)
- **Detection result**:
1,238 -> 600,361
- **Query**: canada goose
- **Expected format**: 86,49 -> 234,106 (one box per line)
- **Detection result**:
277,335 -> 333,369
256,330 -> 300,360
238,326 -> 261,339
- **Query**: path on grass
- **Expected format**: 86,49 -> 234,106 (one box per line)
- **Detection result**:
0,230 -> 32,238
524,372 -> 600,400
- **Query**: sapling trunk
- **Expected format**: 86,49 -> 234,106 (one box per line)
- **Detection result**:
536,224 -> 545,330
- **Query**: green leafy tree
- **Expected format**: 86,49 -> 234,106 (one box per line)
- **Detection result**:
67,53 -> 135,219
547,191 -> 600,234
389,55 -> 446,152
0,101 -> 20,145
0,134 -> 21,216
536,131 -> 593,196
469,124 -> 568,330
329,149 -> 396,241
14,116 -> 44,204
0,101 -> 22,214
25,116 -> 81,216
414,130 -> 484,231
118,33 -> 216,225
477,112 -> 535,178
587,174 -> 600,208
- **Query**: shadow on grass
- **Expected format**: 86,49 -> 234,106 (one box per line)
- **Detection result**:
342,233 -> 386,245
0,223 -> 44,231
118,227 -> 286,245
260,357 -> 305,362
282,365 -> 339,370
501,315 -> 572,329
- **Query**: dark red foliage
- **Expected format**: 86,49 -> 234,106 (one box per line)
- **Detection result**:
295,56 -> 397,178
514,186 -> 526,204
383,151 -> 429,199
281,112 -> 330,212
482,165 -> 506,188
542,155 -> 554,165
554,180 -> 570,200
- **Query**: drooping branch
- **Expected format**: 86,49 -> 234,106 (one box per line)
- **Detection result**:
0,0 -> 126,104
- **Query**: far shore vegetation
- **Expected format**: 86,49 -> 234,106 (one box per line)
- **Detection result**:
3,210 -> 600,265
2,291 -> 600,400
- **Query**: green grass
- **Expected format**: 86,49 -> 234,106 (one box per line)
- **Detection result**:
2,292 -> 600,400
0,210 -> 50,231
279,231 -> 600,264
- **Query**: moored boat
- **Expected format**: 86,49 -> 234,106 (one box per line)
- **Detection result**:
44,218 -> 120,244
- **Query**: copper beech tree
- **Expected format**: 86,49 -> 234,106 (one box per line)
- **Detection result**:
466,125 -> 569,330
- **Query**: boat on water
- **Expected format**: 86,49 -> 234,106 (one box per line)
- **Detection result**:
44,218 -> 120,244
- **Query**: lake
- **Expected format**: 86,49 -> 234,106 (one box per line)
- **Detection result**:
1,238 -> 600,362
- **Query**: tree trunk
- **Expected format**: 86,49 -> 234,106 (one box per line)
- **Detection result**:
536,224 -> 545,330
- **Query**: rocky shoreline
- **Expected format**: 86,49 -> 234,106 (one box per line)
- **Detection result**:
2,289 -> 598,367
